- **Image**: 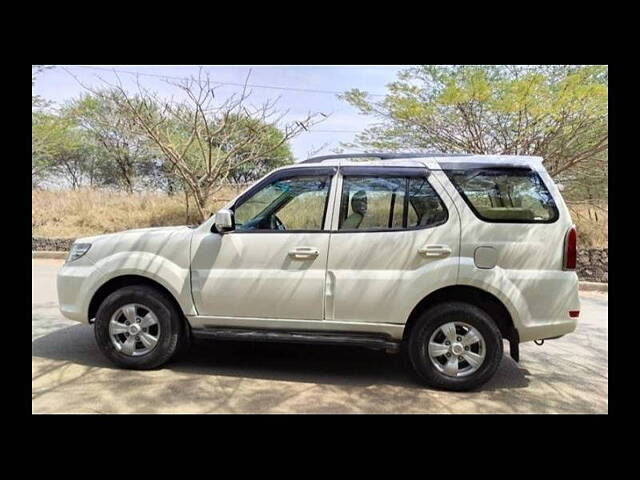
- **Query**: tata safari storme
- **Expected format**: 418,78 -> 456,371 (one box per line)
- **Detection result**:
57,153 -> 580,391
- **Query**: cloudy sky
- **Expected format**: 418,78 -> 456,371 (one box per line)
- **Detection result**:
32,65 -> 409,160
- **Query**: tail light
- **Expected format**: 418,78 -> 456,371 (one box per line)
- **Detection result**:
563,226 -> 577,270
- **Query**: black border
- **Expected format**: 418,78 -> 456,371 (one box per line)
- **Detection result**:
28,61 -> 615,421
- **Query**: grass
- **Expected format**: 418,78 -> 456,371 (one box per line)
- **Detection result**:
567,202 -> 608,248
32,188 -> 608,248
32,187 -> 242,238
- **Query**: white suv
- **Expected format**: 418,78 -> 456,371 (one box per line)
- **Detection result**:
57,153 -> 580,391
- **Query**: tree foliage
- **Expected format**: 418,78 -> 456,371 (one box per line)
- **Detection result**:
340,65 -> 608,185
32,65 -> 54,110
31,111 -> 99,189
63,92 -> 157,192
223,115 -> 294,183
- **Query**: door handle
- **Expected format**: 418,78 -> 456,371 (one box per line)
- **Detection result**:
418,244 -> 452,257
288,247 -> 320,259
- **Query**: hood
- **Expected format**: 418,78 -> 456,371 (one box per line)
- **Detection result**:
74,225 -> 191,245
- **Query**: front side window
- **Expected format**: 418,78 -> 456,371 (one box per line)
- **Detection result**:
234,175 -> 331,232
339,175 -> 447,231
444,168 -> 558,223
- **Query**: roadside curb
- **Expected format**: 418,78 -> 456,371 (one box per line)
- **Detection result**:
579,281 -> 608,292
32,251 -> 67,259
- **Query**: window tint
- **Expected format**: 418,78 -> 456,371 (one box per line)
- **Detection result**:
407,177 -> 448,227
277,189 -> 328,230
445,168 -> 558,223
234,175 -> 330,231
339,175 -> 447,230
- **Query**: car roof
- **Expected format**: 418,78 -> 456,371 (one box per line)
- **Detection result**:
293,153 -> 543,169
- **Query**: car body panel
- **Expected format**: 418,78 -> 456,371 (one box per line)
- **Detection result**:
190,231 -> 331,320
57,226 -> 196,323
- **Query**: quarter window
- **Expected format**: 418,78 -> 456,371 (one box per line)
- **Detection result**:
444,168 -> 558,223
339,175 -> 447,230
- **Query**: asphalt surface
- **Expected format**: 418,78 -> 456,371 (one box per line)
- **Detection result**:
32,259 -> 608,413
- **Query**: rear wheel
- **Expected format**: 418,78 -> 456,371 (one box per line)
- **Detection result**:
407,302 -> 503,391
94,285 -> 188,369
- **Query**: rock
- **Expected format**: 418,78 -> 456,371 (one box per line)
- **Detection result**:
32,236 -> 76,252
576,247 -> 608,283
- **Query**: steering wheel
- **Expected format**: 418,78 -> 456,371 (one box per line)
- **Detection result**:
272,215 -> 286,231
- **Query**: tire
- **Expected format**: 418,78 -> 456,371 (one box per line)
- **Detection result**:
94,285 -> 188,370
407,301 -> 503,391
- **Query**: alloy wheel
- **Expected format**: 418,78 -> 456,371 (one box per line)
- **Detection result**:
427,321 -> 486,377
108,303 -> 161,356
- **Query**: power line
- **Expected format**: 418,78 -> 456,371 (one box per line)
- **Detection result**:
59,66 -> 372,136
307,129 -> 363,133
69,65 -> 387,97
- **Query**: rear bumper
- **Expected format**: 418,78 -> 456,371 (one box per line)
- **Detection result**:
518,317 -> 578,342
506,270 -> 580,343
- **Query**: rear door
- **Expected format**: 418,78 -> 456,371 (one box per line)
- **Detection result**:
324,166 -> 461,325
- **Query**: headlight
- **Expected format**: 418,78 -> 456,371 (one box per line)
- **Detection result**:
67,243 -> 92,263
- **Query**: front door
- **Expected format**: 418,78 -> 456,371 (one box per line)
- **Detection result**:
190,167 -> 336,320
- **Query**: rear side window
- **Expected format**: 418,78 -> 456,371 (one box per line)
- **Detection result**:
444,168 -> 558,223
339,175 -> 447,230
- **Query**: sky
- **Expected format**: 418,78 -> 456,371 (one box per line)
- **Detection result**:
32,65 -> 409,161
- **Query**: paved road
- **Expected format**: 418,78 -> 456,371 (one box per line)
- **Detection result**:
32,259 -> 608,413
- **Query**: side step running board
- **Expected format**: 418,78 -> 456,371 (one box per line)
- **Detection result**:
191,327 -> 400,353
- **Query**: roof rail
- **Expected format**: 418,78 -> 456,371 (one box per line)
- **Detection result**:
298,152 -> 471,164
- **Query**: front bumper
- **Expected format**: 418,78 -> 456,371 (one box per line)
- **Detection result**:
57,257 -> 102,323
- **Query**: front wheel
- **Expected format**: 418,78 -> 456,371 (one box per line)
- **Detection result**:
407,302 -> 503,391
94,285 -> 188,369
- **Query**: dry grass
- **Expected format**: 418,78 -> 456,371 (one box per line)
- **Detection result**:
32,188 -> 608,248
568,202 -> 608,248
32,187 -> 241,238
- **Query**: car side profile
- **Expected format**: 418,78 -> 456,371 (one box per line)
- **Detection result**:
57,153 -> 580,391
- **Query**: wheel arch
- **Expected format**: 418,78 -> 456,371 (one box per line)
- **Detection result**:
403,285 -> 520,360
88,275 -> 187,327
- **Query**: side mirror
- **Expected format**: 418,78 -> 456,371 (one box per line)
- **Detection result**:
214,208 -> 234,232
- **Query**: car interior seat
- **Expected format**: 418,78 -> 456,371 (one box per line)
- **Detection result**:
342,190 -> 368,229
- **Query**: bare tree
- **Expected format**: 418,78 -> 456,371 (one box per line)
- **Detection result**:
52,149 -> 86,189
305,142 -> 330,159
91,69 -> 323,220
